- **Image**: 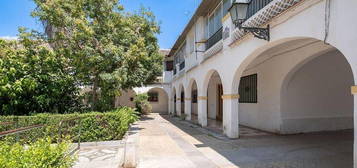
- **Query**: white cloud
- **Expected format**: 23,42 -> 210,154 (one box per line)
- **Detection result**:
0,36 -> 18,40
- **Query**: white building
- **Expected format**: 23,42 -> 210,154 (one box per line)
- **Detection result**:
156,0 -> 357,167
115,49 -> 172,114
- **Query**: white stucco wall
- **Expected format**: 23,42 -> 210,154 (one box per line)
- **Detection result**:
149,88 -> 169,114
239,44 -> 354,133
281,50 -> 354,133
115,90 -> 136,108
207,72 -> 222,120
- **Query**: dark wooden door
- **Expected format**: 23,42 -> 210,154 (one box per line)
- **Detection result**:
217,84 -> 223,121
174,94 -> 176,115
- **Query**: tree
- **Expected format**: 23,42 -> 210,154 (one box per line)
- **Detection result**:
0,29 -> 81,115
32,0 -> 163,111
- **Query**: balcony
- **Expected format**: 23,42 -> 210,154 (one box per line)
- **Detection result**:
179,61 -> 185,71
246,0 -> 274,19
206,27 -> 223,51
173,68 -> 177,75
230,0 -> 302,43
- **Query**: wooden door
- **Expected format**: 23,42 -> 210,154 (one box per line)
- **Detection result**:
174,94 -> 176,115
217,84 -> 223,121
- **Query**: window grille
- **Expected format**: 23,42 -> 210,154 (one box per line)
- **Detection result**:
239,74 -> 257,103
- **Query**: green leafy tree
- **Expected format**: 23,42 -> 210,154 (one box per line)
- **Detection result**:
0,29 -> 81,115
32,0 -> 163,111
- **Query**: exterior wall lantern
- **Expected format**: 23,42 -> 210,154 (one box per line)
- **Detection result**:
229,0 -> 270,41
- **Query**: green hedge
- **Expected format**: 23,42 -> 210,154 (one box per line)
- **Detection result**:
0,138 -> 74,168
0,107 -> 139,143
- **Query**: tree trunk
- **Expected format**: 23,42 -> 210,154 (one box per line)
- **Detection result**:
92,75 -> 99,111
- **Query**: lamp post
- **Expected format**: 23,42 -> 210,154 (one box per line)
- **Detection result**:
229,0 -> 270,41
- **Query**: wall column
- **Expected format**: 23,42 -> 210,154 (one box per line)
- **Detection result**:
222,94 -> 239,138
176,98 -> 181,116
170,97 -> 175,115
352,86 -> 357,168
185,98 -> 192,120
197,96 -> 208,127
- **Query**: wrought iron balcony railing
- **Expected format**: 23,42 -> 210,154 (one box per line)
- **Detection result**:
179,61 -> 185,71
173,68 -> 177,75
206,27 -> 223,51
246,0 -> 274,19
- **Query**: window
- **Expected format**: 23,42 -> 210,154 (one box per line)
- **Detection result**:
239,74 -> 257,103
148,92 -> 159,102
187,33 -> 195,54
223,0 -> 232,16
207,4 -> 223,38
165,61 -> 173,71
192,90 -> 197,103
174,42 -> 186,67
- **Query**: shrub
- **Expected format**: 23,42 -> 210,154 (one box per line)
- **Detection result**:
133,93 -> 152,115
0,137 -> 74,168
0,107 -> 139,143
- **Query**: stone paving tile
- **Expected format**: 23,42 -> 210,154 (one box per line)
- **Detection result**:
138,114 -> 353,168
72,144 -> 122,168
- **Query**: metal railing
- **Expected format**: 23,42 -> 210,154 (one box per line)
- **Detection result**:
0,117 -> 82,155
206,27 -> 223,50
246,0 -> 274,19
173,68 -> 177,75
0,124 -> 44,138
58,117 -> 82,155
179,61 -> 185,71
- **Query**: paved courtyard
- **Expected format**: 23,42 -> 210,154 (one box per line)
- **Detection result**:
136,113 -> 353,168
73,141 -> 124,168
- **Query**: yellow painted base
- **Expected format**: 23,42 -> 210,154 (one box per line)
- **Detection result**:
197,96 -> 208,100
352,86 -> 357,95
221,94 -> 240,100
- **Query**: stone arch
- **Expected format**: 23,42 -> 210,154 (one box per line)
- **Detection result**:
178,83 -> 185,116
171,87 -> 177,115
280,47 -> 355,134
202,69 -> 225,96
186,78 -> 199,122
231,37 -> 356,134
202,70 -> 224,129
231,37 -> 319,93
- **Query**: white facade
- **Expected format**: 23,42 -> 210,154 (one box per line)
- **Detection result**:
166,0 -> 357,166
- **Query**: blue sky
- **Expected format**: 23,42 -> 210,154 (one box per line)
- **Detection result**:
0,0 -> 199,49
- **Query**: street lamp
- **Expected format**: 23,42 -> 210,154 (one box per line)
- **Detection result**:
229,0 -> 270,41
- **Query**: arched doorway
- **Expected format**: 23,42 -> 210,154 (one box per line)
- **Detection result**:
190,80 -> 198,123
233,37 -> 354,166
179,84 -> 185,116
280,48 -> 353,134
147,88 -> 169,114
172,87 -> 176,115
206,71 -> 223,131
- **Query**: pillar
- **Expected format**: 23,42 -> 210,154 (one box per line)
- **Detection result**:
222,94 -> 240,138
197,96 -> 208,127
176,98 -> 181,116
352,86 -> 357,168
169,97 -> 174,115
185,98 -> 192,120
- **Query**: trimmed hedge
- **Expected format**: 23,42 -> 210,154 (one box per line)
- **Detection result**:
0,138 -> 74,168
0,107 -> 139,143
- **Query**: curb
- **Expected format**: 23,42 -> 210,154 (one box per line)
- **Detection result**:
121,122 -> 140,168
